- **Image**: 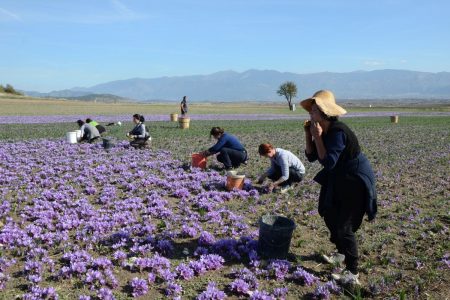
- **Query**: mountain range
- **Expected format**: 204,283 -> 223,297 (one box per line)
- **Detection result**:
26,69 -> 450,101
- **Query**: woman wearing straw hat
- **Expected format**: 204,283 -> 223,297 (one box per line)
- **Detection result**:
301,90 -> 377,285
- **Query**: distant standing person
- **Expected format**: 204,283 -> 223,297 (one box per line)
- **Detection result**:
301,90 -> 377,285
77,120 -> 100,143
86,118 -> 106,135
201,127 -> 247,170
127,114 -> 151,149
180,96 -> 188,116
257,143 -> 305,194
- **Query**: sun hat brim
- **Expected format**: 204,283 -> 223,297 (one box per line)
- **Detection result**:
300,96 -> 347,117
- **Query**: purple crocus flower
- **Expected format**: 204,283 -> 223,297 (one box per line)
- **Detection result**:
197,282 -> 226,300
199,254 -> 224,270
198,231 -> 216,246
130,277 -> 148,297
165,282 -> 183,297
176,263 -> 195,280
249,290 -> 274,300
292,267 -> 319,286
230,278 -> 251,295
272,287 -> 288,299
267,260 -> 291,281
97,287 -> 115,300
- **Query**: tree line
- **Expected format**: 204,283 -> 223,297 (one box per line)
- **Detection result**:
0,84 -> 22,95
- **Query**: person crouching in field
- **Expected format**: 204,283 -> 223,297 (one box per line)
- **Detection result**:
257,143 -> 305,194
86,118 -> 106,135
127,114 -> 151,149
201,127 -> 248,170
77,120 -> 101,143
301,90 -> 377,285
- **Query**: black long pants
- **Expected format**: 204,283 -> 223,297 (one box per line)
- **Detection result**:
323,174 -> 365,274
217,147 -> 247,169
96,125 -> 106,135
130,138 -> 150,149
81,136 -> 99,143
268,165 -> 303,186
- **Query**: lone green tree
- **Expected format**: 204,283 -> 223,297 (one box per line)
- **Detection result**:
2,84 -> 22,95
277,81 -> 297,110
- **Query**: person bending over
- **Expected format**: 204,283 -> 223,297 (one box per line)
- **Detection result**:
86,118 -> 106,135
257,143 -> 305,193
77,120 -> 100,143
201,127 -> 247,170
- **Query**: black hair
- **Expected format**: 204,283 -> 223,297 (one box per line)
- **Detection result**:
76,120 -> 84,126
210,127 -> 224,137
133,114 -> 145,123
320,111 -> 338,122
86,118 -> 92,123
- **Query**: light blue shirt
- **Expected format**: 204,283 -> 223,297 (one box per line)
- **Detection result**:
267,148 -> 305,182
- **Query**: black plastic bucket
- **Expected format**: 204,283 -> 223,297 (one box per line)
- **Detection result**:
258,215 -> 296,259
102,138 -> 114,150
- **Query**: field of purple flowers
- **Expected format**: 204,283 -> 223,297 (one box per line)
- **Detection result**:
0,116 -> 449,299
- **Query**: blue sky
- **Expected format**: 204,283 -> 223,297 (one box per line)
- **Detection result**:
1,0 -> 449,92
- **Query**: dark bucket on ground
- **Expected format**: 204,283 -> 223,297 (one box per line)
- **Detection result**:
102,138 -> 114,150
258,215 -> 296,259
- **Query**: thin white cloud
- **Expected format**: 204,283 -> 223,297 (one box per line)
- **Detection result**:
111,0 -> 135,17
5,2 -> 146,24
363,60 -> 385,66
61,1 -> 145,24
0,7 -> 21,21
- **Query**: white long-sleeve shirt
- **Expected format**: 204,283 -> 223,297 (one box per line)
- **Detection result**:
267,148 -> 305,182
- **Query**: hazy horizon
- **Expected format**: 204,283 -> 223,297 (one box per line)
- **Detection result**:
20,68 -> 449,94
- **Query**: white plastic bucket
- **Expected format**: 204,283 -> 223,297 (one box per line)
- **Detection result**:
66,132 -> 78,144
75,130 -> 82,141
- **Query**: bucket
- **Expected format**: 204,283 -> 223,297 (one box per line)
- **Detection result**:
170,113 -> 178,122
226,171 -> 245,191
191,153 -> 207,169
75,130 -> 82,142
258,215 -> 296,259
179,117 -> 190,129
66,132 -> 78,144
390,115 -> 399,123
102,138 -> 114,150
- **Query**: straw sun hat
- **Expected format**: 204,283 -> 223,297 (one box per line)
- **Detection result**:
300,90 -> 347,117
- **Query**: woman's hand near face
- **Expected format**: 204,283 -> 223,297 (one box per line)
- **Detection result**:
303,120 -> 312,133
310,121 -> 323,138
